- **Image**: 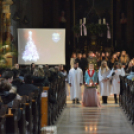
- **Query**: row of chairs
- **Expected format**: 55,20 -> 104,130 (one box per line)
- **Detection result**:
0,90 -> 40,134
120,76 -> 134,125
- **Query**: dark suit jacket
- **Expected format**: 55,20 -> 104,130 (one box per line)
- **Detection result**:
18,83 -> 39,96
81,58 -> 88,70
75,58 -> 82,69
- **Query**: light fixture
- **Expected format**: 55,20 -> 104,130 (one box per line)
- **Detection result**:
12,11 -> 20,21
22,16 -> 28,25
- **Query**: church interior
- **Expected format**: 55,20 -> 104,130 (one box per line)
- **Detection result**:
0,0 -> 134,134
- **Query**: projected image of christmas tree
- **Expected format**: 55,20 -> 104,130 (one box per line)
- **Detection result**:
22,31 -> 39,62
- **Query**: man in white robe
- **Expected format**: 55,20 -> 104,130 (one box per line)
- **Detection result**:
69,62 -> 83,104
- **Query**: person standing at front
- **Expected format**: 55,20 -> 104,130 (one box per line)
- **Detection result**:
98,60 -> 111,104
69,62 -> 83,104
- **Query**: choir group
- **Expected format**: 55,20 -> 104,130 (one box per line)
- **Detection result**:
68,50 -> 132,107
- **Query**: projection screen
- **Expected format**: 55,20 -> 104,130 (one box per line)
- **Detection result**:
18,29 -> 65,65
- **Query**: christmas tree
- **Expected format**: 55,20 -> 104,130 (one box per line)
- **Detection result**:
22,31 -> 39,62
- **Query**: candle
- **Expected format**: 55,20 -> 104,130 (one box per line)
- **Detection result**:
79,19 -> 82,25
89,83 -> 92,86
98,19 -> 101,24
83,18 -> 86,24
103,18 -> 106,24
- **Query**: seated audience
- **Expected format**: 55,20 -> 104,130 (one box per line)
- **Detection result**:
33,65 -> 45,85
44,64 -> 50,78
2,70 -> 22,105
18,74 -> 39,96
12,69 -> 23,89
0,78 -> 16,104
127,66 -> 134,80
12,63 -> 19,70
58,65 -> 65,78
2,70 -> 14,83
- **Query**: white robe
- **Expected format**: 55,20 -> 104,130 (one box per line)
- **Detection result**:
108,69 -> 122,95
121,68 -> 125,76
98,68 -> 111,96
69,68 -> 83,100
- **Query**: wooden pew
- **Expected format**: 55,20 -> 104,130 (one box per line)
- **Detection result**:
18,96 -> 27,134
6,100 -> 20,134
0,103 -> 7,134
25,94 -> 33,134
32,90 -> 39,134
41,87 -> 49,127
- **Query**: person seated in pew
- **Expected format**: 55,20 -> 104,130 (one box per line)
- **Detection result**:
12,63 -> 19,70
58,65 -> 65,78
19,68 -> 30,81
0,78 -> 16,104
18,74 -> 39,96
32,65 -> 46,86
44,64 -> 50,78
1,71 -> 22,107
44,65 -> 50,86
0,77 -> 22,122
0,68 -> 5,77
127,66 -> 134,80
12,69 -> 24,89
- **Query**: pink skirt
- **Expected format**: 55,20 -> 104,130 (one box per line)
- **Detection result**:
82,87 -> 101,107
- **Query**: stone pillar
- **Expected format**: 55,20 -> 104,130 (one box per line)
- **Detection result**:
115,0 -> 121,45
65,0 -> 70,67
126,0 -> 133,49
43,0 -> 52,28
72,0 -> 75,49
52,0 -> 59,28
0,1 -> 2,44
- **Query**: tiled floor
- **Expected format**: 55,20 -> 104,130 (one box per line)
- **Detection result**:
56,104 -> 134,134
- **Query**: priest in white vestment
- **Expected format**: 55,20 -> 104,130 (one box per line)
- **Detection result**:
69,62 -> 83,104
98,60 -> 111,104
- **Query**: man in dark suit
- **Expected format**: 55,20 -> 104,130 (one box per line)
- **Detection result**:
75,52 -> 82,69
18,74 -> 39,96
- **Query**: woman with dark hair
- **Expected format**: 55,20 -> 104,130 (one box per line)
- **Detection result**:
100,52 -> 106,61
105,52 -> 111,67
119,51 -> 130,65
109,53 -> 118,69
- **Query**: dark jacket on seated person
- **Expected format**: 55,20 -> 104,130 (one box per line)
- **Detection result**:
18,74 -> 39,96
12,77 -> 23,90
